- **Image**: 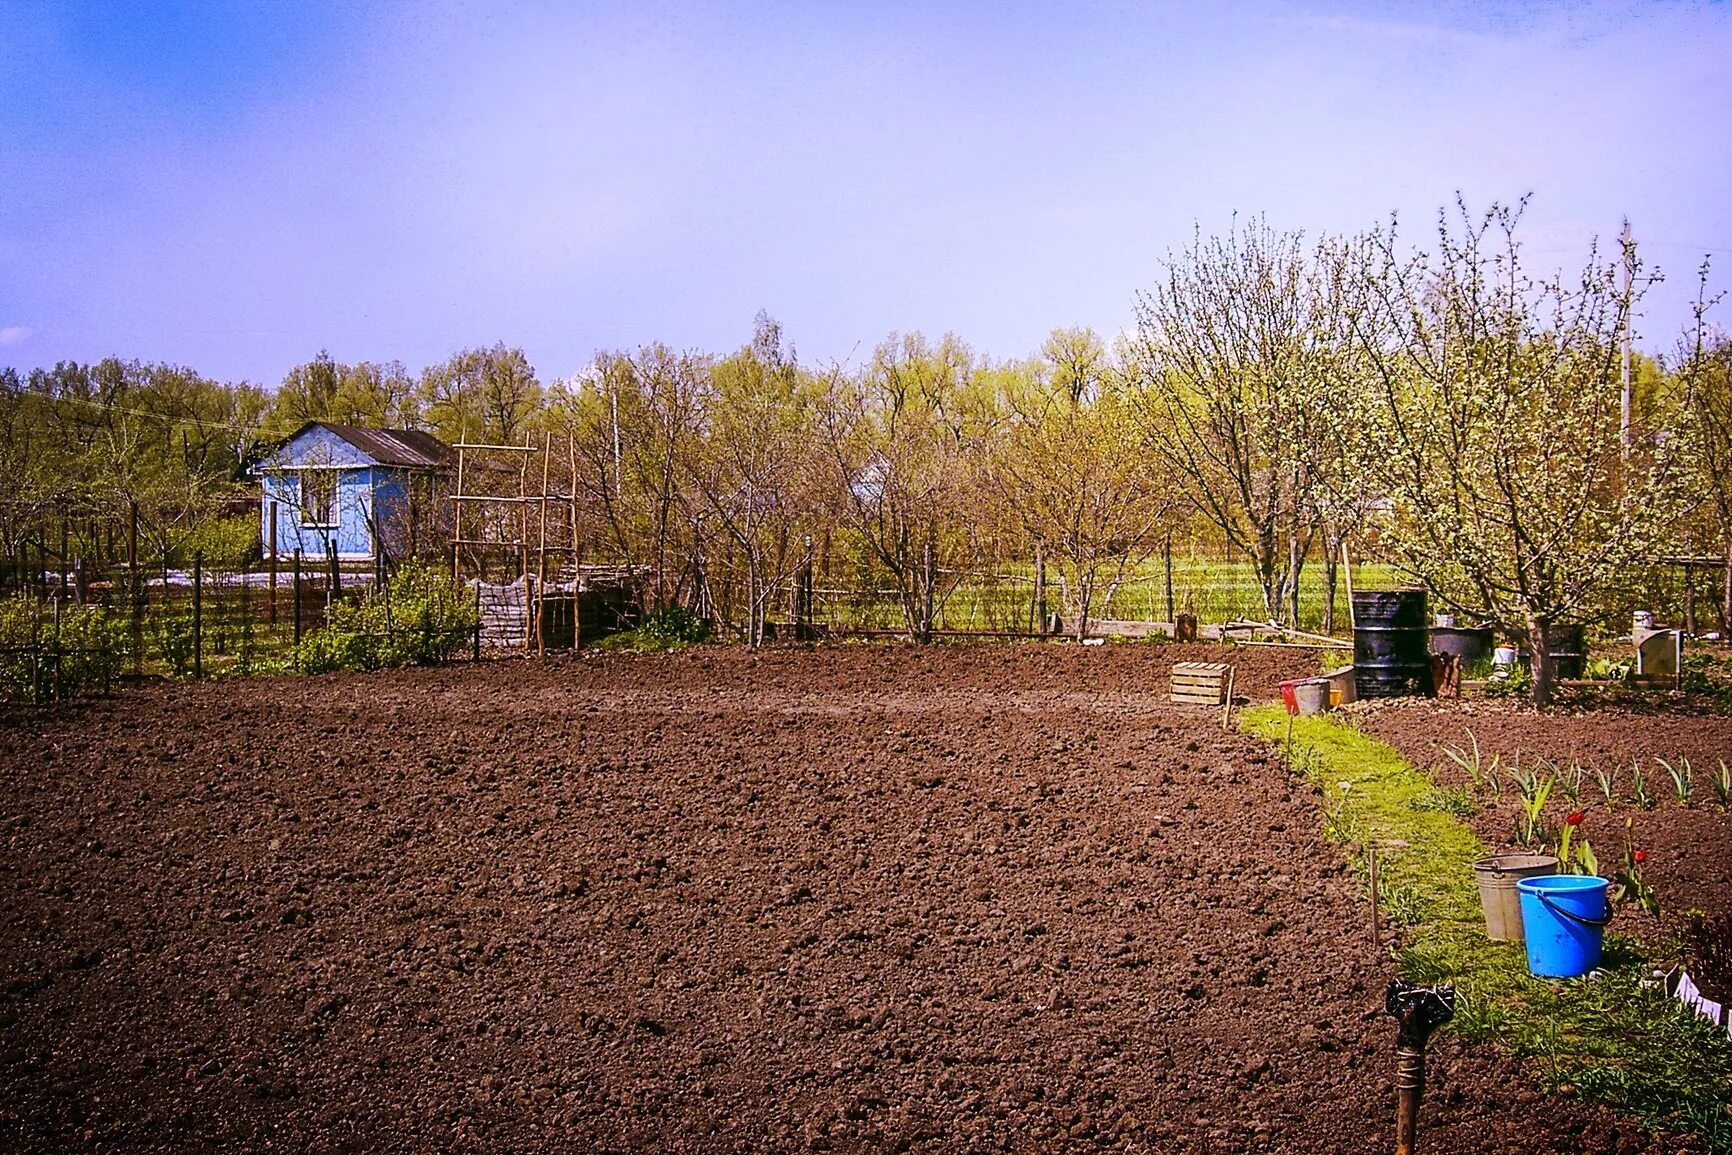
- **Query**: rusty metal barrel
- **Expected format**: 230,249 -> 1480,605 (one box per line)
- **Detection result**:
1354,589 -> 1435,699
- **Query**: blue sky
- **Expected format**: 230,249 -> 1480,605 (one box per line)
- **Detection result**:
1,0 -> 1729,385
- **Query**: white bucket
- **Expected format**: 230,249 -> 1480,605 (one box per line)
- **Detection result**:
1634,610 -> 1654,631
1493,646 -> 1518,666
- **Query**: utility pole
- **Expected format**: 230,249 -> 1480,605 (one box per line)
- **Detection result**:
1620,218 -> 1634,453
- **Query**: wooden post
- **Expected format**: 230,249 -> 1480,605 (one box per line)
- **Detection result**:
1685,559 -> 1697,639
1219,666 -> 1236,731
1342,541 -> 1357,630
1368,845 -> 1382,952
1723,539 -> 1732,643
536,432 -> 551,657
921,534 -> 936,641
1033,542 -> 1046,636
1164,533 -> 1175,625
520,439 -> 530,650
327,539 -> 340,625
452,444 -> 467,582
51,594 -> 62,701
267,501 -> 279,626
292,549 -> 303,647
192,551 -> 203,679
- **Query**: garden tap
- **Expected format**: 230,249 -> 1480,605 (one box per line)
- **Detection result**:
1385,979 -> 1455,1155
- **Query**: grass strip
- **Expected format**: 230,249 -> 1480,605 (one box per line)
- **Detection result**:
1241,705 -> 1732,1150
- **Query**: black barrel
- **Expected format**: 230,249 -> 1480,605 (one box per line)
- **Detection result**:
1354,589 -> 1435,698
1546,624 -> 1587,680
1430,625 -> 1496,666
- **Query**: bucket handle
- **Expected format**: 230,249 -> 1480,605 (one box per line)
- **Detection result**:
1535,890 -> 1613,930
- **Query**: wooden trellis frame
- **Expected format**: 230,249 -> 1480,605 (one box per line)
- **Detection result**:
448,435 -> 581,654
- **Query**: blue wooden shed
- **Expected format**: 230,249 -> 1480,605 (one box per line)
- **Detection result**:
254,422 -> 454,562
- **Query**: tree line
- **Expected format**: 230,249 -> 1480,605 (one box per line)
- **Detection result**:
3,198 -> 1729,703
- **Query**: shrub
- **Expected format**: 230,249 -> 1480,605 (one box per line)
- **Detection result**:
596,605 -> 712,652
0,595 -> 125,701
294,563 -> 478,674
1482,663 -> 1532,699
151,613 -> 198,678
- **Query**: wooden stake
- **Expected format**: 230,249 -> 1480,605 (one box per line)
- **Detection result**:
536,432 -> 551,658
1368,845 -> 1382,952
452,444 -> 466,582
1220,666 -> 1236,731
1341,541 -> 1356,630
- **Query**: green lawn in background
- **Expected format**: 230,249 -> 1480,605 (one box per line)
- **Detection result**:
816,555 -> 1402,635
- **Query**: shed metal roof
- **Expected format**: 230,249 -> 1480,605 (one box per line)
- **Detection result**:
271,422 -> 456,469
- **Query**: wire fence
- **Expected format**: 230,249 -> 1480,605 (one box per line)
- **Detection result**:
0,547 -> 484,704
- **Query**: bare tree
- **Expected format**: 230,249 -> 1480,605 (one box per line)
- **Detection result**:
818,332 -> 983,642
688,316 -> 820,645
1129,220 -> 1357,626
987,344 -> 1174,640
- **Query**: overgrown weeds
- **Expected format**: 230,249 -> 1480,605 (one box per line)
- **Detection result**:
295,563 -> 478,674
594,605 -> 713,653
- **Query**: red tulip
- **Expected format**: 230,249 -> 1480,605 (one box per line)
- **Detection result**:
1564,811 -> 1585,827
1633,849 -> 1648,864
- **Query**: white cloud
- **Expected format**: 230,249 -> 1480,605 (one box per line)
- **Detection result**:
0,325 -> 31,346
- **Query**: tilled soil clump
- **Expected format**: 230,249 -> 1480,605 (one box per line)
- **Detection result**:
0,644 -> 1688,1152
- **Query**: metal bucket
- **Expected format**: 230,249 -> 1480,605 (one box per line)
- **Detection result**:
1472,854 -> 1559,942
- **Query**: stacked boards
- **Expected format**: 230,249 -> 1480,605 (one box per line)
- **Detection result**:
1170,661 -> 1232,705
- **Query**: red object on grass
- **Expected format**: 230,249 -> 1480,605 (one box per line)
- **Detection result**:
1279,680 -> 1301,716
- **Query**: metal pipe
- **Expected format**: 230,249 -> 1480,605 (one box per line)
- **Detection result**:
1385,980 -> 1455,1154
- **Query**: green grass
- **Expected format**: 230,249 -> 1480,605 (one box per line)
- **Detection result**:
816,556 -> 1403,635
1242,706 -> 1732,1150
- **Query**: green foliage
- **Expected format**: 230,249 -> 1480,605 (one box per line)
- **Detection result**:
178,515 -> 259,567
1242,706 -> 1732,1149
596,605 -> 712,653
1659,757 -> 1695,806
1630,762 -> 1656,811
294,563 -> 477,674
1585,656 -> 1632,682
0,595 -> 125,701
1482,663 -> 1532,699
1681,911 -> 1732,1007
150,613 -> 197,678
1412,785 -> 1477,818
1513,768 -> 1555,847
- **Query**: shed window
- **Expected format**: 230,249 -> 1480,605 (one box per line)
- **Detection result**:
300,471 -> 337,527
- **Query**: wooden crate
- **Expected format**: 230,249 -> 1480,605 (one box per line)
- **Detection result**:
1170,661 -> 1232,705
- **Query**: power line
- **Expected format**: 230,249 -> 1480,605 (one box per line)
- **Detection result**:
3,387 -> 289,437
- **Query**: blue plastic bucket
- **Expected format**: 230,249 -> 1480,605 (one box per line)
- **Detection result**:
1516,875 -> 1611,977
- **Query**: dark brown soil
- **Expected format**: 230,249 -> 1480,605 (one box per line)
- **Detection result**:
1357,698 -> 1732,927
0,643 -> 1691,1153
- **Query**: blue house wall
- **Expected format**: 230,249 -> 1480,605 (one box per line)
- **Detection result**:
257,426 -> 426,561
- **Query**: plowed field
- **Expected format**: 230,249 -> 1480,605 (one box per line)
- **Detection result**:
0,644 -> 1685,1152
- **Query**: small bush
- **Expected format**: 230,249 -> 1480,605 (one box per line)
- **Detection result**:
151,614 -> 198,678
1681,909 -> 1732,1003
1482,663 -> 1532,699
0,595 -> 125,701
635,606 -> 711,648
597,605 -> 712,653
294,563 -> 478,675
